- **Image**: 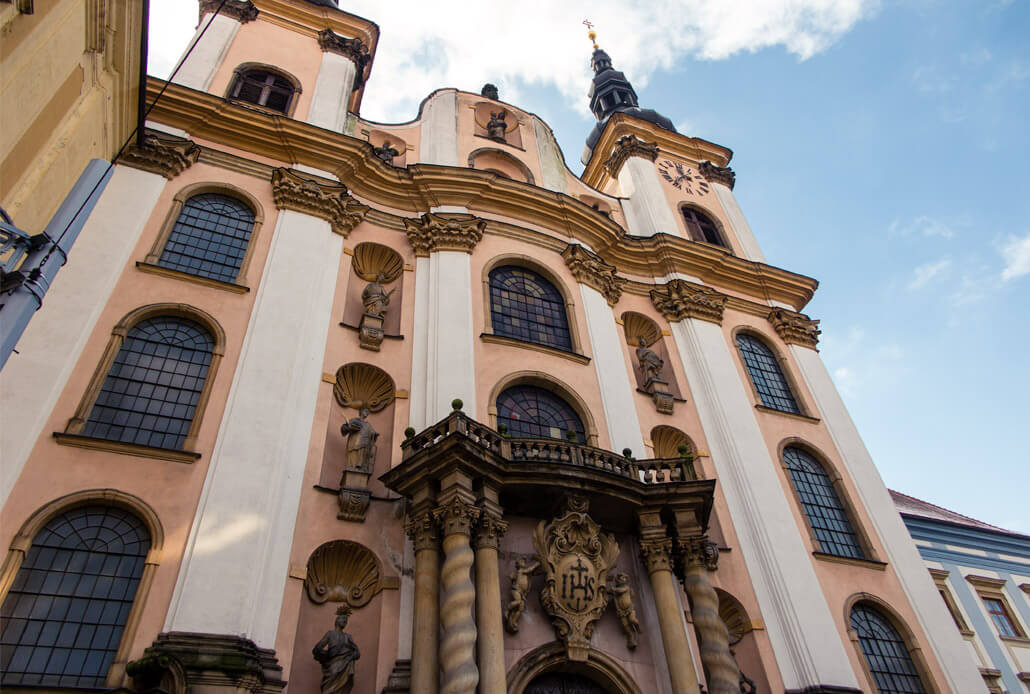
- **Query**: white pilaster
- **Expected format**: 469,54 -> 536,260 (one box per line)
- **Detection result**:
617,157 -> 683,238
710,183 -> 766,263
408,255 -> 431,431
425,251 -> 477,422
165,210 -> 343,648
172,14 -> 241,92
532,118 -> 567,194
307,52 -> 357,132
790,346 -> 985,692
668,317 -> 859,691
578,285 -> 644,455
417,90 -> 459,166
0,166 -> 165,506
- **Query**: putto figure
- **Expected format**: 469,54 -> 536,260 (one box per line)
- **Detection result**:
486,111 -> 507,141
635,336 -> 664,383
372,141 -> 399,166
342,408 -> 378,474
361,272 -> 395,318
312,606 -> 360,694
612,573 -> 641,649
504,557 -> 539,633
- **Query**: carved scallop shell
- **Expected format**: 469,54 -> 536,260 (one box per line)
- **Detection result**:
333,363 -> 395,412
651,426 -> 693,458
622,311 -> 661,347
352,242 -> 403,283
305,540 -> 382,608
716,589 -> 751,645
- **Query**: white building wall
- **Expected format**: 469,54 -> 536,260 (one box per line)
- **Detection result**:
425,250 -> 477,422
710,182 -> 766,263
532,118 -> 568,194
417,90 -> 459,167
307,52 -> 357,132
172,14 -> 241,92
617,157 -> 683,238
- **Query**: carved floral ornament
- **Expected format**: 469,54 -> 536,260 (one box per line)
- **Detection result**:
603,135 -> 659,177
305,540 -> 384,608
316,30 -> 372,88
768,307 -> 821,348
198,0 -> 258,23
561,244 -> 624,306
403,212 -> 486,256
649,279 -> 728,325
699,161 -> 736,190
271,168 -> 369,236
118,135 -> 200,179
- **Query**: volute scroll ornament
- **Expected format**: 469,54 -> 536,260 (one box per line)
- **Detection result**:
305,540 -> 383,608
316,30 -> 372,89
650,279 -> 727,325
199,0 -> 258,23
699,160 -> 737,190
768,307 -> 821,349
403,213 -> 486,256
603,135 -> 660,177
561,244 -> 624,306
118,135 -> 200,179
271,168 -> 370,237
680,535 -> 720,571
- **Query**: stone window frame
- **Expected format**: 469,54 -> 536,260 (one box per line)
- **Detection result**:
138,181 -> 265,293
730,325 -> 817,421
487,371 -> 600,448
56,303 -> 226,463
0,490 -> 164,688
506,641 -> 641,694
776,438 -> 883,566
844,593 -> 939,694
678,202 -> 732,252
966,575 -> 1029,641
225,62 -> 302,118
928,569 -> 975,637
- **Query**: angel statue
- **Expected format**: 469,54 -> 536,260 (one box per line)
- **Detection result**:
612,573 -> 641,649
504,557 -> 539,632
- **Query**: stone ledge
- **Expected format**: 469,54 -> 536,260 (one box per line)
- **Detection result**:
53,433 -> 201,463
136,262 -> 250,294
812,551 -> 887,571
480,333 -> 591,365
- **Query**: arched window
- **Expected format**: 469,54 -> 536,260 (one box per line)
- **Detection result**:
850,603 -> 926,694
783,447 -> 864,559
489,266 -> 572,351
736,333 -> 800,414
158,193 -> 255,283
82,317 -> 214,450
525,672 -> 609,693
0,506 -> 150,688
497,385 -> 585,443
681,207 -> 726,248
229,67 -> 296,113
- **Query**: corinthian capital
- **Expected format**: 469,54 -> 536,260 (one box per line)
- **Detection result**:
403,213 -> 486,256
561,244 -> 624,306
604,135 -> 659,177
316,30 -> 372,89
699,161 -> 736,190
271,168 -> 369,236
639,539 -> 674,574
474,513 -> 508,550
405,512 -> 440,552
649,279 -> 727,324
769,307 -> 821,349
432,497 -> 481,537
679,536 -> 719,571
119,135 -> 200,179
199,0 -> 257,23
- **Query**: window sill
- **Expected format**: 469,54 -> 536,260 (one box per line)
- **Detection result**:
755,404 -> 820,424
480,333 -> 590,365
53,433 -> 201,463
340,321 -> 404,339
812,551 -> 887,571
999,635 -> 1030,645
137,262 -> 250,294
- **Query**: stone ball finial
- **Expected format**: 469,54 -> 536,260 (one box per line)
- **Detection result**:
481,83 -> 499,101
451,398 -> 463,411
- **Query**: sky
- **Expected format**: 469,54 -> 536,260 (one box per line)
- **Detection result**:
148,0 -> 1029,532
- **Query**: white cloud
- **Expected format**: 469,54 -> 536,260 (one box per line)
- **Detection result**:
999,233 -> 1030,281
908,258 -> 951,289
888,215 -> 956,239
147,0 -> 879,122
912,65 -> 957,94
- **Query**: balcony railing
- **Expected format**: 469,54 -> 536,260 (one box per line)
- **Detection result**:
401,411 -> 698,485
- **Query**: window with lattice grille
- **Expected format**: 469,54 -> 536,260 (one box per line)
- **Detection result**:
783,447 -> 864,559
158,193 -> 254,283
736,333 -> 800,413
850,604 -> 926,694
489,266 -> 572,351
497,385 -> 585,443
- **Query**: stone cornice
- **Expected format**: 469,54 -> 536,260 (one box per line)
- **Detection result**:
561,244 -> 624,306
699,161 -> 736,190
769,307 -> 821,349
603,135 -> 659,178
271,167 -> 369,236
117,135 -> 200,179
317,30 -> 372,89
199,0 -> 258,23
650,279 -> 727,324
403,213 -> 486,256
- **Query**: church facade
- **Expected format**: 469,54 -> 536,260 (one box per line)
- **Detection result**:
0,1 -> 990,693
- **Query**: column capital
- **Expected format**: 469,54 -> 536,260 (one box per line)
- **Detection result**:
405,512 -> 440,552
699,161 -> 736,190
119,135 -> 200,179
403,212 -> 486,256
316,30 -> 372,89
561,244 -> 624,306
639,538 -> 675,574
432,497 -> 481,537
271,168 -> 369,236
604,135 -> 659,177
473,512 -> 508,550
650,279 -> 727,324
679,536 -> 720,571
769,307 -> 821,349
199,0 -> 258,23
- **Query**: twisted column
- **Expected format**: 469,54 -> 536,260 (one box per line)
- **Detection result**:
474,512 -> 508,694
640,538 -> 701,694
680,537 -> 739,694
433,497 -> 481,694
406,511 -> 440,694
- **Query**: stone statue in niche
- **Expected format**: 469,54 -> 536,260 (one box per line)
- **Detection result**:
342,408 -> 378,474
358,272 -> 395,351
481,83 -> 499,100
312,605 -> 360,694
504,557 -> 539,633
486,111 -> 507,142
372,141 -> 400,166
611,573 -> 640,649
636,336 -> 675,415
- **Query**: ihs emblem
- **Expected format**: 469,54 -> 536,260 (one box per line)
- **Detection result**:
658,159 -> 709,196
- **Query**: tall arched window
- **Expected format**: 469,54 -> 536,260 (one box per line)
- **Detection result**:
82,317 -> 214,450
850,603 -> 927,694
158,193 -> 255,283
681,207 -> 726,248
736,333 -> 800,414
489,266 -> 572,351
0,506 -> 151,688
783,447 -> 864,559
497,385 -> 585,443
229,67 -> 296,113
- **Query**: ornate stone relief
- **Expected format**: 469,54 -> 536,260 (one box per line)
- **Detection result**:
504,557 -> 540,633
621,312 -> 661,347
603,135 -> 659,177
649,279 -> 727,324
332,364 -> 393,522
271,168 -> 369,237
199,0 -> 258,23
716,590 -> 751,646
118,135 -> 200,179
403,213 -> 486,256
699,161 -> 737,190
352,243 -> 403,282
651,426 -> 692,459
611,573 -> 641,649
561,244 -> 624,306
768,307 -> 821,348
333,363 -> 395,413
305,540 -> 383,608
317,30 -> 372,89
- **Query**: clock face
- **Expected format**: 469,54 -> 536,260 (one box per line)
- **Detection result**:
658,159 -> 709,196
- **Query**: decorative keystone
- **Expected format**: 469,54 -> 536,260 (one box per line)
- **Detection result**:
561,244 -> 624,306
271,168 -> 369,236
768,307 -> 821,349
603,135 -> 659,177
649,279 -> 727,325
403,213 -> 486,256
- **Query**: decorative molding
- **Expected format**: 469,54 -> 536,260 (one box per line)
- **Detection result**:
198,0 -> 258,24
118,135 -> 200,179
699,161 -> 736,190
304,540 -> 383,607
622,312 -> 661,347
337,486 -> 371,522
352,242 -> 403,282
127,633 -> 284,694
966,574 -> 1008,590
271,168 -> 369,236
811,552 -> 887,571
679,536 -> 720,571
561,244 -> 624,306
474,513 -> 508,550
432,497 -> 481,536
136,262 -> 250,294
332,363 -> 396,412
650,279 -> 727,324
403,212 -> 486,256
603,135 -> 659,177
317,30 -> 372,89
718,592 -> 752,645
769,307 -> 821,348
639,539 -> 674,574
479,333 -> 591,365
405,512 -> 440,552
53,433 -> 201,464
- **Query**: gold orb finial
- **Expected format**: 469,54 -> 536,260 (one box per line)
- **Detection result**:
583,19 -> 598,50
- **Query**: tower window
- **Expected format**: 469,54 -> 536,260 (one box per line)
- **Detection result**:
496,385 -> 585,443
158,193 -> 255,283
229,68 -> 296,114
736,333 -> 800,414
850,604 -> 927,694
681,207 -> 726,248
783,447 -> 864,559
489,266 -> 572,351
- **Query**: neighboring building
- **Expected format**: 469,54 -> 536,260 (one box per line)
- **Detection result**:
0,1 -> 991,693
892,490 -> 1030,693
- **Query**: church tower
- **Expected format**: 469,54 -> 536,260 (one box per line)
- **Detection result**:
0,2 -> 986,693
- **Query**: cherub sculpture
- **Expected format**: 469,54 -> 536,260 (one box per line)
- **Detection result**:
612,573 -> 640,649
504,557 -> 539,633
486,111 -> 507,141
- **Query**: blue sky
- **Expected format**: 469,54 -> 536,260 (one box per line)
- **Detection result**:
149,0 -> 1029,531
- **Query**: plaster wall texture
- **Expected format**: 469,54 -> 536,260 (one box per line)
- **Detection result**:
172,13 -> 241,92
711,182 -> 767,263
424,250 -> 478,423
307,51 -> 357,132
165,209 -> 342,648
417,90 -> 459,166
618,157 -> 684,238
532,118 -> 568,194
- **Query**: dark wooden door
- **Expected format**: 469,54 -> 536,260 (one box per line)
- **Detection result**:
524,672 -> 610,694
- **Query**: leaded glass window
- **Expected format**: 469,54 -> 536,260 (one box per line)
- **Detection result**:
783,447 -> 864,559
0,506 -> 150,689
230,68 -> 295,113
82,317 -> 214,450
497,385 -> 585,443
736,333 -> 800,413
158,194 -> 255,283
489,266 -> 572,351
682,207 -> 725,247
850,604 -> 926,694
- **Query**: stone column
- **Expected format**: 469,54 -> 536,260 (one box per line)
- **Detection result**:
406,508 -> 441,694
433,494 -> 481,694
679,537 -> 739,694
308,31 -> 370,132
474,499 -> 508,694
605,136 -> 682,239
174,0 -> 257,91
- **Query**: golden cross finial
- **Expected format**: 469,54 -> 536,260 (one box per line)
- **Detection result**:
583,19 -> 598,50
